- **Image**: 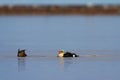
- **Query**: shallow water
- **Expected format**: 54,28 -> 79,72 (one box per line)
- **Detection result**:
0,15 -> 120,80
0,55 -> 120,80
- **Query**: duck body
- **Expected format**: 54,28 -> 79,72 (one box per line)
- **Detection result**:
64,52 -> 79,57
17,49 -> 27,57
58,50 -> 79,57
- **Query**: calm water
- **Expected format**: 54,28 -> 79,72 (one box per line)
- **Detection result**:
0,15 -> 120,80
0,0 -> 120,4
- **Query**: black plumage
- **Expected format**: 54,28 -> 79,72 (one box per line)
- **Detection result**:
63,52 -> 79,57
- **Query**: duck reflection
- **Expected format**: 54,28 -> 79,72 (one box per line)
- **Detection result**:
58,57 -> 64,70
18,57 -> 26,72
58,57 -> 76,71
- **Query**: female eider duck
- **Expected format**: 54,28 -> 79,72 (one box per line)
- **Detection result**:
57,50 -> 79,57
17,49 -> 27,57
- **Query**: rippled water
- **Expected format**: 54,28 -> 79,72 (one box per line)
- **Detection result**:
0,15 -> 120,80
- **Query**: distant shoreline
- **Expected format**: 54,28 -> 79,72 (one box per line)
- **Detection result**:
0,5 -> 120,15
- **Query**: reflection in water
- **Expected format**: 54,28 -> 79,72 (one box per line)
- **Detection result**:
58,58 -> 64,71
58,57 -> 76,71
18,57 -> 26,72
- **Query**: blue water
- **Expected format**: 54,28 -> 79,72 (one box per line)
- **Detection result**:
0,0 -> 120,5
0,15 -> 120,80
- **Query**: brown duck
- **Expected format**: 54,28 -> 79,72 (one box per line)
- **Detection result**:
17,49 -> 27,57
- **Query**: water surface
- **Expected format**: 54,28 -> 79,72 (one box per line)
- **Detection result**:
0,15 -> 120,80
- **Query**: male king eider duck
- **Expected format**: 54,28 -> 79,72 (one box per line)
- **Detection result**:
17,49 -> 27,57
57,50 -> 79,57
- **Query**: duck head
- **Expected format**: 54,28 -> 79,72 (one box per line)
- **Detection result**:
57,50 -> 64,57
17,49 -> 27,57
